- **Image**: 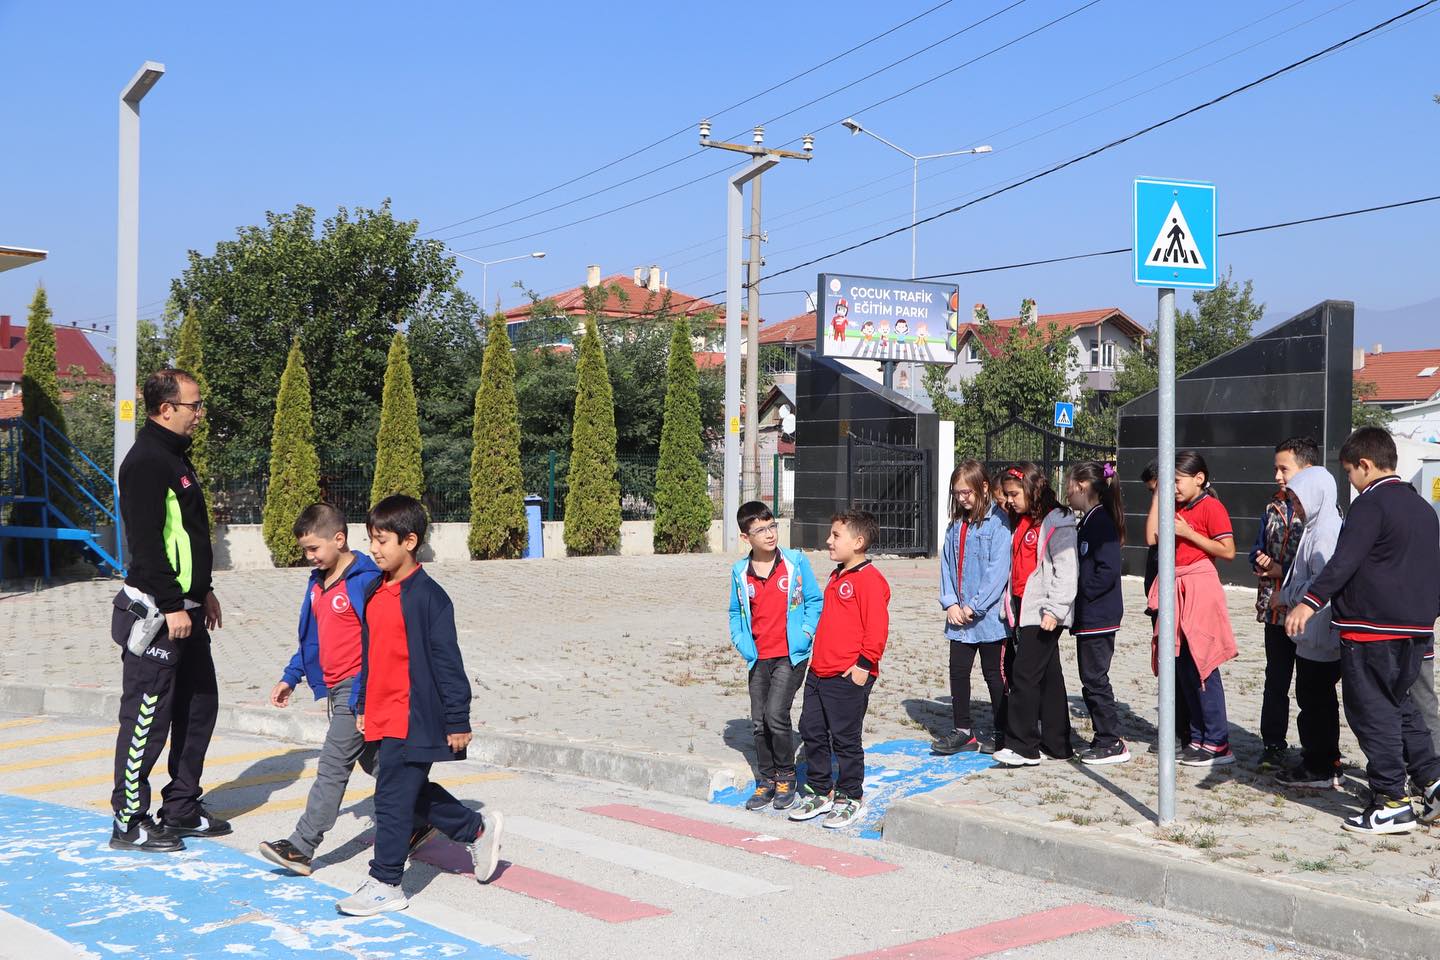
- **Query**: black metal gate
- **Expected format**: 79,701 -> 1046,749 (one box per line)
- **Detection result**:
845,432 -> 933,556
983,416 -> 1115,485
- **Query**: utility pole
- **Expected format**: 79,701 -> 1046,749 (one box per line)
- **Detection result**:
745,173 -> 763,502
699,121 -> 813,550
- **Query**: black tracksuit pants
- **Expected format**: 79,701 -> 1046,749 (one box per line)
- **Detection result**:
1341,636 -> 1440,801
110,607 -> 218,825
948,641 -> 1006,734
798,671 -> 874,800
1076,632 -> 1121,748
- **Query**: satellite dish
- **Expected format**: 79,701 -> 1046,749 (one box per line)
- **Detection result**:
780,404 -> 796,434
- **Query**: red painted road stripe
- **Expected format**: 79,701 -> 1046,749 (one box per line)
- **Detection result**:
836,904 -> 1134,959
409,840 -> 669,923
582,804 -> 898,878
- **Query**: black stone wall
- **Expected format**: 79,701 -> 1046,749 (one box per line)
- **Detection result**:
1116,301 -> 1354,584
792,349 -> 940,553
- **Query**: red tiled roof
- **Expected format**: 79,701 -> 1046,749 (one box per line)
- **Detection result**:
760,311 -> 817,345
0,322 -> 112,384
695,351 -> 725,370
501,274 -> 730,325
1356,349 -> 1440,404
0,395 -> 21,418
957,308 -> 1144,358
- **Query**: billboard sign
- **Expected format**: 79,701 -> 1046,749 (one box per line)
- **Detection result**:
815,273 -> 960,364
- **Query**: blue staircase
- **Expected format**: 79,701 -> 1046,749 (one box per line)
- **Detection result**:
0,415 -> 125,580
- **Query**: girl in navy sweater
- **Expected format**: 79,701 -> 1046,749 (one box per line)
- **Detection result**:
1066,461 -> 1128,765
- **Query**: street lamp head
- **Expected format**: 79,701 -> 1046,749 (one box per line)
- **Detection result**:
698,118 -> 711,142
122,61 -> 165,104
802,134 -> 815,153
752,126 -> 764,146
530,251 -> 546,259
841,118 -> 862,135
973,145 -> 993,154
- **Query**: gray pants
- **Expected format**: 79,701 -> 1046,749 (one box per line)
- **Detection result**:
288,677 -> 377,858
1410,656 -> 1440,755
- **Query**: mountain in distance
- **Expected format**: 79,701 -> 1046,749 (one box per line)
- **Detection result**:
1265,297 -> 1440,352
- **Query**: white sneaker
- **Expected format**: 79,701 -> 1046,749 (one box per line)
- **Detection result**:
470,810 -> 504,883
336,878 -> 408,916
992,748 -> 1042,767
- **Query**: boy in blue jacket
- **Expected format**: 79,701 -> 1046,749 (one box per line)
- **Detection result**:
260,503 -> 407,875
337,495 -> 503,916
729,501 -> 823,812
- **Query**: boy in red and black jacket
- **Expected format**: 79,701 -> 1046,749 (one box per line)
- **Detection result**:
789,510 -> 890,830
335,495 -> 505,917
1288,428 -> 1440,836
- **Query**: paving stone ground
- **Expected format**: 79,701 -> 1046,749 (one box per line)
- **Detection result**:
4,551 -> 1440,915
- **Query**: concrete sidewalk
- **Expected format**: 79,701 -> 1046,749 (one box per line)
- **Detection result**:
4,552 -> 1439,957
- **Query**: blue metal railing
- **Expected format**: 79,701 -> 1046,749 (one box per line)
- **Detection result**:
0,415 -> 124,579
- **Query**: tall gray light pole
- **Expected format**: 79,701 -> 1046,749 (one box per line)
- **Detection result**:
1156,286 -> 1178,824
745,168 -> 763,502
114,60 -> 164,475
699,121 -> 812,550
452,250 -> 546,312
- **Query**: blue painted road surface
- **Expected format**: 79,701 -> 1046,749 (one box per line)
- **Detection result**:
712,737 -> 992,838
0,794 -> 515,959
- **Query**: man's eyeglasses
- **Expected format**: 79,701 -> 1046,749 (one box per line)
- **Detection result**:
747,522 -> 780,536
170,399 -> 206,412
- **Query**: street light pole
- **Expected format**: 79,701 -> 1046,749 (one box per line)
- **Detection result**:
114,60 -> 164,479
700,121 -> 812,551
452,250 -> 546,312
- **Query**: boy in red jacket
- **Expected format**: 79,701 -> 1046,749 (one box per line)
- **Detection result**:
789,510 -> 890,829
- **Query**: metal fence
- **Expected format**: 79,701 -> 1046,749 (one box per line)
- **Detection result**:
846,432 -> 932,556
983,416 -> 1116,488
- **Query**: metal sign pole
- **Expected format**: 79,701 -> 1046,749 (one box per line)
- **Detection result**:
1156,286 -> 1178,825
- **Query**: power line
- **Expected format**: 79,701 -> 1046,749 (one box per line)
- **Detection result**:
421,0 -> 967,239
753,0 -> 1439,288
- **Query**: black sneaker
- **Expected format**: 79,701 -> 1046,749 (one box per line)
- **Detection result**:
744,779 -> 777,811
1418,778 -> 1440,825
931,729 -> 980,756
110,815 -> 185,853
1274,763 -> 1337,790
259,839 -> 313,876
772,780 -> 798,811
978,733 -> 1003,756
1343,797 -> 1417,835
1179,743 -> 1235,767
1258,744 -> 1288,771
1079,740 -> 1131,766
161,802 -> 233,838
408,824 -> 439,857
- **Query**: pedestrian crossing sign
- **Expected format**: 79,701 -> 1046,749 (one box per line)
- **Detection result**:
1053,401 -> 1074,429
1133,177 -> 1216,289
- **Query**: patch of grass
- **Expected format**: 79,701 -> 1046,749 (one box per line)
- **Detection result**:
1155,826 -> 1218,849
1039,789 -> 1068,805
665,670 -> 702,687
1295,856 -> 1337,872
1271,850 -> 1290,863
1375,839 -> 1402,853
1054,811 -> 1098,826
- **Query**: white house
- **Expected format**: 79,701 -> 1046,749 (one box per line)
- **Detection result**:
949,307 -> 1148,398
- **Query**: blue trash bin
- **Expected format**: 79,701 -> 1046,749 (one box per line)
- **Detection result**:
524,495 -> 544,559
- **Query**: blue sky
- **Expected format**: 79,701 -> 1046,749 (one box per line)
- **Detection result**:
2,0 -> 1437,353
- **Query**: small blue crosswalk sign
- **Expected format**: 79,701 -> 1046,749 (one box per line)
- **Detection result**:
1134,177 -> 1216,289
1054,402 -> 1074,430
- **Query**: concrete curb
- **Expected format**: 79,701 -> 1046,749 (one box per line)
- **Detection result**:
884,796 -> 1438,960
0,682 -> 741,803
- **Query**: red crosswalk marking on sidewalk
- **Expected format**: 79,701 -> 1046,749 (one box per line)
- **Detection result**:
836,904 -> 1134,959
582,804 -> 899,878
409,839 -> 669,923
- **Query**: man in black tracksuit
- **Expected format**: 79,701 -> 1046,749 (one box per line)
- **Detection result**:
1288,428 -> 1440,836
109,369 -> 227,853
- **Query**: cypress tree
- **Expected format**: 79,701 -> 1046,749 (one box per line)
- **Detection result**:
371,330 -> 425,505
262,339 -> 322,566
653,318 -> 712,553
468,313 -> 527,559
172,306 -> 213,531
17,285 -> 70,567
563,315 -> 620,555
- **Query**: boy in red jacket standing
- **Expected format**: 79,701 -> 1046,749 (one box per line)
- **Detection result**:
789,510 -> 890,829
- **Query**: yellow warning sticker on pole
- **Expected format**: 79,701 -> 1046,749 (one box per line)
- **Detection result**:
728,416 -> 740,434
1432,476 -> 1440,502
119,400 -> 135,422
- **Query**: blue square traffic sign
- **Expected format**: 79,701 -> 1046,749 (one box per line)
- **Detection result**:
1053,401 -> 1075,430
1133,178 -> 1216,289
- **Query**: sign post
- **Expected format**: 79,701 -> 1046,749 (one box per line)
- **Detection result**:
1134,177 -> 1216,826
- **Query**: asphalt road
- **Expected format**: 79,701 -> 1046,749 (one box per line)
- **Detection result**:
0,713 -> 1352,960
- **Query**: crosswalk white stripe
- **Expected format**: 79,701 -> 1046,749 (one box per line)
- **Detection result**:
507,815 -> 786,898
301,858 -> 533,947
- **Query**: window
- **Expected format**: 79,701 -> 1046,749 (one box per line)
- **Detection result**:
1089,338 -> 1101,368
966,342 -> 982,363
1102,341 -> 1116,369
1419,366 -> 1438,378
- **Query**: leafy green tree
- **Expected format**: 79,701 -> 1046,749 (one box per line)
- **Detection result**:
653,318 -> 712,553
137,319 -> 171,393
60,364 -> 114,480
563,306 -> 621,555
371,331 -> 424,504
262,340 -> 322,566
468,313 -> 527,559
172,307 -> 213,530
1351,377 -> 1392,430
170,202 -> 475,473
408,291 -> 485,519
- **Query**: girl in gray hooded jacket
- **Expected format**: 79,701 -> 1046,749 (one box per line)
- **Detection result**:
1273,465 -> 1344,789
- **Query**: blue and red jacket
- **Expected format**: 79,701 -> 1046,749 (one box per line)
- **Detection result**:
1301,476 -> 1440,641
355,566 -> 473,763
281,552 -> 381,709
1072,505 -> 1124,637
